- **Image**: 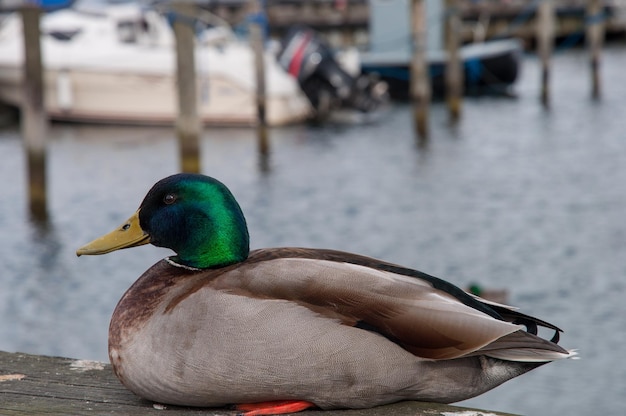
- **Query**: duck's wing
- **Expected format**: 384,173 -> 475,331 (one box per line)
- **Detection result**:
205,248 -> 567,361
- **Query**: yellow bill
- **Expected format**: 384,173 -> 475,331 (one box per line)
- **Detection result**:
76,210 -> 150,256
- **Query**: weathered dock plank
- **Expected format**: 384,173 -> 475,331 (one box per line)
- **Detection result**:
0,351 -> 517,416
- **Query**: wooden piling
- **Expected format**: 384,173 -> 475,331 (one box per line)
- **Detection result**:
586,0 -> 604,99
444,0 -> 462,122
173,1 -> 201,174
20,4 -> 48,222
537,0 -> 554,107
248,0 -> 270,171
410,0 -> 430,141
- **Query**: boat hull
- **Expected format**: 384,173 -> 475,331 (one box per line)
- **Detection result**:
0,65 -> 310,127
360,39 -> 522,100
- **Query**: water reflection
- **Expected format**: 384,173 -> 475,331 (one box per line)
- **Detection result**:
8,219 -> 86,356
255,124 -> 271,174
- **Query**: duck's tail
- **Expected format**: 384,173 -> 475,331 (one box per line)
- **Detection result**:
474,329 -> 577,362
461,296 -> 577,362
417,352 -> 572,404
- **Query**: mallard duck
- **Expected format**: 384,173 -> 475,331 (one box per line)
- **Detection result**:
77,173 -> 574,415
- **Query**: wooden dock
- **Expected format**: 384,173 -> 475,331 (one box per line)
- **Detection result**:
0,350 -> 517,416
460,0 -> 622,45
196,0 -> 626,49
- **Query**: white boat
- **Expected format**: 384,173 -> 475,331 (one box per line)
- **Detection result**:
0,3 -> 313,126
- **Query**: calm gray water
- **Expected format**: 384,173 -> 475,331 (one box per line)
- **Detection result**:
2,46 -> 626,415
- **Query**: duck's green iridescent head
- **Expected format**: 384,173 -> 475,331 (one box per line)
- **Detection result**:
77,174 -> 250,269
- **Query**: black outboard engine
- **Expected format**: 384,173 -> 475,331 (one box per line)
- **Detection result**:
277,26 -> 388,120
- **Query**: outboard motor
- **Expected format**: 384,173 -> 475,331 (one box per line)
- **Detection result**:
277,26 -> 388,120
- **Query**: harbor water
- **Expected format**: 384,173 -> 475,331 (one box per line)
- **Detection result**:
2,45 -> 626,415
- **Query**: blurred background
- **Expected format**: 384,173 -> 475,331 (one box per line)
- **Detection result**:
1,1 -> 626,415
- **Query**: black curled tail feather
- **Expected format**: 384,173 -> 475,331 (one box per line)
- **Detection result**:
486,303 -> 562,344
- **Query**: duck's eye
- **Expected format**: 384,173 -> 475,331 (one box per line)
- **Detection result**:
164,194 -> 177,205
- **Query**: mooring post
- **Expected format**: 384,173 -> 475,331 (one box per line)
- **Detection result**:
21,3 -> 48,222
172,1 -> 201,174
248,0 -> 270,171
586,0 -> 604,99
410,0 -> 430,142
444,0 -> 462,122
537,0 -> 554,107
